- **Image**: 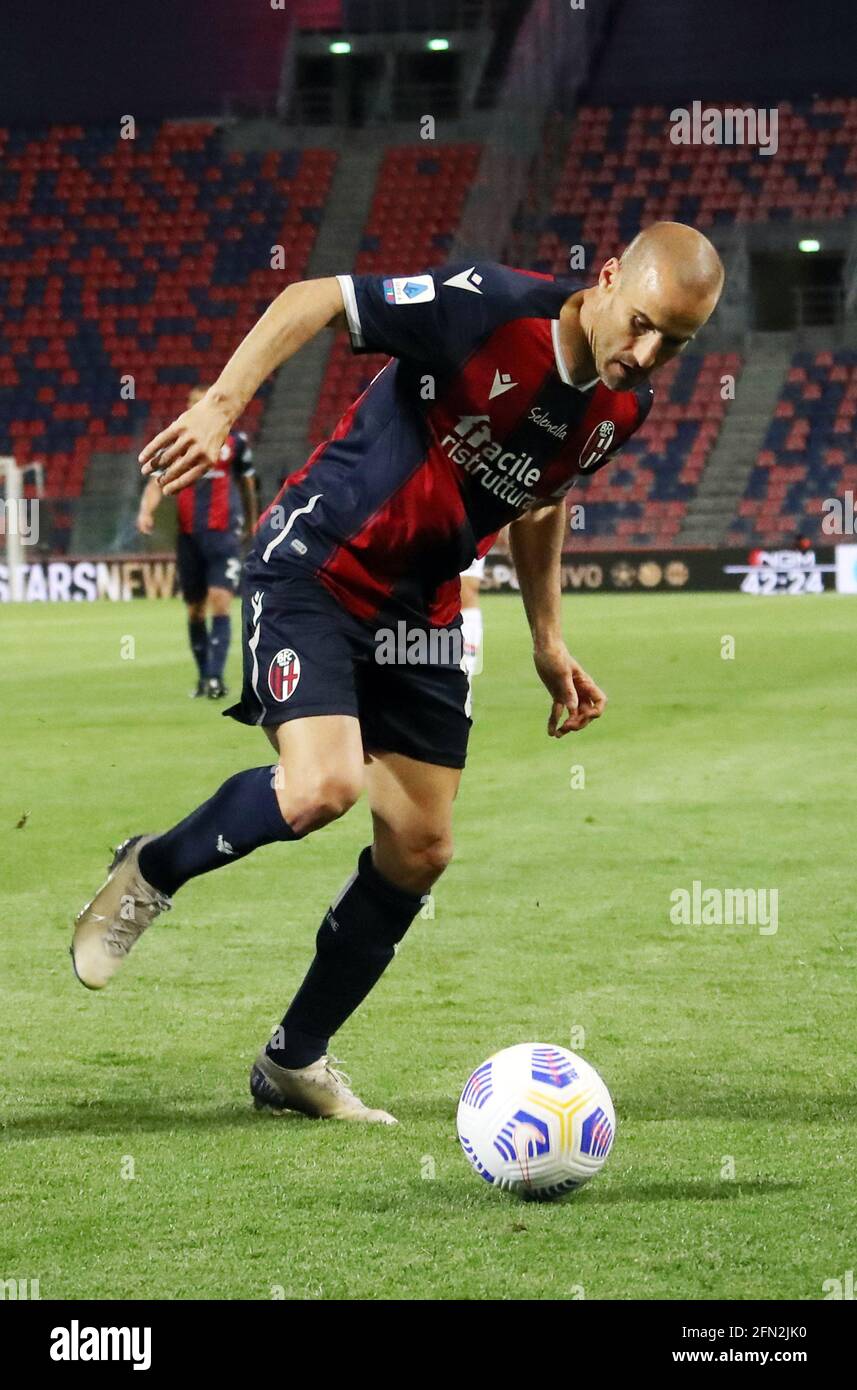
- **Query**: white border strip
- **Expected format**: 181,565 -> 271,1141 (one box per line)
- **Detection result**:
336,273 -> 365,349
249,590 -> 265,724
261,493 -> 323,564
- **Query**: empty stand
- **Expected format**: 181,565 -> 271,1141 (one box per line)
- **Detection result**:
535,99 -> 857,275
0,122 -> 335,549
572,352 -> 743,549
309,142 -> 481,445
728,349 -> 857,545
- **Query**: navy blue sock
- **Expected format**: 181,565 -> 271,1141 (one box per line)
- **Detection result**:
267,847 -> 424,1069
206,614 -> 231,680
188,618 -> 208,678
139,766 -> 300,897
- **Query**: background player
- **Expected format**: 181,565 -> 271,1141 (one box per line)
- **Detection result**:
458,524 -> 511,705
74,224 -> 724,1123
137,386 -> 257,698
460,556 -> 484,701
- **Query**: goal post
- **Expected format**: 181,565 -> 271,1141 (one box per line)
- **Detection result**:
0,456 -> 44,601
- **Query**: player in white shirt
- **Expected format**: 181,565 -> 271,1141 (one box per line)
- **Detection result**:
460,555 -> 484,696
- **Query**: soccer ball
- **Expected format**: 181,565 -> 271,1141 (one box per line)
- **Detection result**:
456,1043 -> 615,1199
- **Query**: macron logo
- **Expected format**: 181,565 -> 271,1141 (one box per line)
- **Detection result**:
490,370 -> 517,400
443,267 -> 484,295
217,835 -> 235,856
50,1321 -> 152,1372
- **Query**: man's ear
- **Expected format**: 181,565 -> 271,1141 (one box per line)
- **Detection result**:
599,257 -> 620,292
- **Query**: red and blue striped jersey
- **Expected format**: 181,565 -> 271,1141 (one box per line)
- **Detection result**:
255,263 -> 653,624
177,431 -> 254,536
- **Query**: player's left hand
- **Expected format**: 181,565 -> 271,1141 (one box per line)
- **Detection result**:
534,643 -> 607,736
138,394 -> 232,495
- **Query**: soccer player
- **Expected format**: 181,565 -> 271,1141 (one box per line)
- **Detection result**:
458,522 -> 510,704
73,223 -> 724,1123
459,556 -> 484,698
137,386 -> 258,699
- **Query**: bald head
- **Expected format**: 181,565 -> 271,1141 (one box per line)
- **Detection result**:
576,221 -> 725,391
619,222 -> 725,300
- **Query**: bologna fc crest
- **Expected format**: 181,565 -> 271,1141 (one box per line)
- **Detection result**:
268,648 -> 301,702
579,420 -> 616,472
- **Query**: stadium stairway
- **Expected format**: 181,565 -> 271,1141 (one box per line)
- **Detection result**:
678,337 -> 791,546
252,134 -> 384,499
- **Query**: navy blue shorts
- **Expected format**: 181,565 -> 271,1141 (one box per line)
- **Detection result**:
176,531 -> 242,604
223,566 -> 471,769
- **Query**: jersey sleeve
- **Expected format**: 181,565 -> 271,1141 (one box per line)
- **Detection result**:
336,262 -> 561,369
231,432 -> 255,478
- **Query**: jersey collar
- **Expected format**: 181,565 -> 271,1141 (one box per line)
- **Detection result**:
552,318 -> 598,392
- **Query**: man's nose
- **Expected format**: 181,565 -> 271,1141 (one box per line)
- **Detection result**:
633,331 -> 662,370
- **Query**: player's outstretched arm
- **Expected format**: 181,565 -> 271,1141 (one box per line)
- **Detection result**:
139,277 -> 347,495
510,504 -> 607,736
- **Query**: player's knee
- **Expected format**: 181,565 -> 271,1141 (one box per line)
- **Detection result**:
279,770 -> 362,833
314,773 -> 362,824
398,830 -> 454,889
208,587 -> 232,616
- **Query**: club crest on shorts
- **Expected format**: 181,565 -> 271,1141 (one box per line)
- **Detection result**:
268,647 -> 301,702
579,420 -> 616,472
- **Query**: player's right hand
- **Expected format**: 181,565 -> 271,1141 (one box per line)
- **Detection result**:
534,643 -> 607,737
136,512 -> 154,535
138,395 -> 232,495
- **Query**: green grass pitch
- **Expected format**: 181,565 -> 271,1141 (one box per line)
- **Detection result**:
2,591 -> 855,1300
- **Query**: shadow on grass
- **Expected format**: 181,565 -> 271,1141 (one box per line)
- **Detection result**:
319,1174 -> 804,1218
392,1089 -> 857,1125
580,1177 -> 802,1205
6,1089 -> 854,1139
618,1089 -> 857,1124
0,1100 -> 304,1138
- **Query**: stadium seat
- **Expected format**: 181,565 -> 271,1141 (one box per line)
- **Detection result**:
569,352 -> 742,550
533,99 -> 857,275
309,143 -> 481,445
726,349 -> 857,545
0,122 -> 336,550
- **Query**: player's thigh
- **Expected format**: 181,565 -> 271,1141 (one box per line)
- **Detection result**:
460,555 -> 485,607
203,535 -> 242,599
176,534 -> 207,606
206,585 -> 233,617
271,715 -> 365,832
366,750 -> 460,891
460,575 -> 481,608
225,570 -> 367,828
358,635 -> 471,778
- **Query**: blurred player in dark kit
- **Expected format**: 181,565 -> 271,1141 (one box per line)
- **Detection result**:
137,386 -> 257,698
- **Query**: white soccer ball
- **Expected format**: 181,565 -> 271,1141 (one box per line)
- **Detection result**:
456,1043 -> 616,1199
